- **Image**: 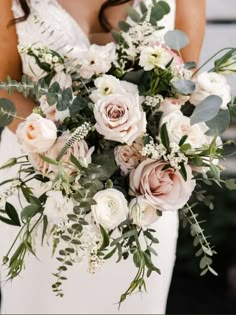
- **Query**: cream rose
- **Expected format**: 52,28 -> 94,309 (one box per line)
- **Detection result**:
190,72 -> 231,110
161,111 -> 210,149
17,113 -> 57,153
91,188 -> 128,230
29,132 -> 94,174
44,191 -> 74,225
159,97 -> 188,116
130,159 -> 196,211
129,197 -> 160,227
114,140 -> 143,175
94,93 -> 146,145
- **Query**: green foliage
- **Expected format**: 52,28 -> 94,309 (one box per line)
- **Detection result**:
190,95 -> 223,125
164,30 -> 189,50
0,98 -> 16,127
172,79 -> 196,95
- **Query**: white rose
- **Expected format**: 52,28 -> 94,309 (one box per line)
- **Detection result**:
139,45 -> 172,71
129,197 -> 160,227
190,72 -> 231,110
77,43 -> 116,79
17,113 -> 57,153
94,93 -> 146,145
114,140 -> 143,175
91,188 -> 128,230
161,111 -> 209,149
44,191 -> 74,225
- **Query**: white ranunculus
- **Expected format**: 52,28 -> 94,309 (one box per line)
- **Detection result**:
17,113 -> 57,153
94,93 -> 146,145
161,111 -> 209,149
190,72 -> 231,110
129,197 -> 160,227
91,188 -> 128,230
77,43 -> 116,79
139,45 -> 172,71
44,191 -> 74,225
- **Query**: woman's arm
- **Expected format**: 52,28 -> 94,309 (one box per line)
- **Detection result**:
175,0 -> 206,63
0,0 -> 35,133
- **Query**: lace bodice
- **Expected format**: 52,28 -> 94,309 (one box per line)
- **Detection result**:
12,0 -> 176,80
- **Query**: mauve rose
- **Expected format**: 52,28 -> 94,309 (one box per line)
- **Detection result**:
94,93 -> 146,145
17,113 -> 57,153
114,140 -> 143,175
129,159 -> 196,211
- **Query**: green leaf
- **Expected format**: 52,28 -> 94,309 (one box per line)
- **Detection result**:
206,109 -> 230,136
139,1 -> 148,14
0,98 -> 16,127
0,157 -> 17,170
150,4 -> 165,22
160,123 -> 170,149
133,250 -> 142,268
5,202 -> 21,226
164,30 -> 189,50
99,225 -> 110,250
57,88 -> 72,111
179,135 -> 188,147
103,247 -> 116,260
184,61 -> 197,70
39,154 -> 59,166
127,6 -> 141,23
118,21 -> 131,32
179,163 -> 187,181
190,95 -> 222,125
21,204 -> 41,222
0,215 -> 17,226
158,1 -> 171,14
172,79 -> 195,95
69,96 -> 88,115
41,215 -> 48,245
225,179 -> 236,191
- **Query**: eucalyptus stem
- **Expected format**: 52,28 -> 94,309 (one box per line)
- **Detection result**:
192,47 -> 235,77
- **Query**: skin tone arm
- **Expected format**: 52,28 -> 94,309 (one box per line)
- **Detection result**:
175,0 -> 206,63
0,0 -> 35,133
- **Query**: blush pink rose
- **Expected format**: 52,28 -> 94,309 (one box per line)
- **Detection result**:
94,93 -> 146,145
17,113 -> 57,153
114,140 -> 143,175
129,159 -> 196,211
29,132 -> 94,175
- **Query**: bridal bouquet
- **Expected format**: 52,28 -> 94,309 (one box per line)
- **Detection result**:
0,0 -> 236,304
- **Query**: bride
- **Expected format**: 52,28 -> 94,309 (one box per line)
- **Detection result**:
0,0 -> 205,313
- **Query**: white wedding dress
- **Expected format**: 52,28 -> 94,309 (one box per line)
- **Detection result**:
0,0 -> 178,313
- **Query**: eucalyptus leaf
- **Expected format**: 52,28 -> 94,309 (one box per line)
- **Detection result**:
118,21 -> 131,32
164,30 -> 189,50
0,98 -> 16,127
190,95 -> 222,125
127,6 -> 141,23
206,109 -> 230,136
172,79 -> 195,95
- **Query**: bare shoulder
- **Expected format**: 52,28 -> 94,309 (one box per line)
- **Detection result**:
0,0 -> 22,81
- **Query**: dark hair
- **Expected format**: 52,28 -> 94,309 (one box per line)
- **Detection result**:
15,0 -> 131,31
